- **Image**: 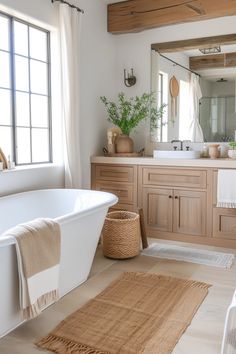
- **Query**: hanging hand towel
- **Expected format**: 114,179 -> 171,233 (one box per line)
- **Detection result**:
4,218 -> 61,320
217,169 -> 236,208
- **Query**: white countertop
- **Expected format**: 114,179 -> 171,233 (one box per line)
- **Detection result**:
91,156 -> 236,168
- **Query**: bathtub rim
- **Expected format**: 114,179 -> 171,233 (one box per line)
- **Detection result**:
0,188 -> 118,247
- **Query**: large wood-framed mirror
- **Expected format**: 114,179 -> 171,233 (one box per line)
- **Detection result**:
151,34 -> 236,143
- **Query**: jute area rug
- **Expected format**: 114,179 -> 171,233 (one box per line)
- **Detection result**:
36,272 -> 211,354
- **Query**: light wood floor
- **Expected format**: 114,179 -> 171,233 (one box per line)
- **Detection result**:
0,238 -> 236,354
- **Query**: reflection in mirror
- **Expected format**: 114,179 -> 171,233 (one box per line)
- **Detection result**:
199,78 -> 236,142
151,36 -> 236,143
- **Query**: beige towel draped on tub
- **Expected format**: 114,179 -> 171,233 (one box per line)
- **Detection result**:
4,218 -> 61,320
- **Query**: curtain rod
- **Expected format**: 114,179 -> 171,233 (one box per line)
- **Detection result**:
156,50 -> 201,77
51,0 -> 84,13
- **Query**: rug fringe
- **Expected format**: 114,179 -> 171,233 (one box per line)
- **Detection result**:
36,334 -> 108,354
121,272 -> 211,290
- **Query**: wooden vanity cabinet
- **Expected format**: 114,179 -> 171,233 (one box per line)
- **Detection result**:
139,167 -> 207,238
91,162 -> 236,248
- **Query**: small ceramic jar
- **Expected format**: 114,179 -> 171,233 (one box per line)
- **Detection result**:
228,149 -> 236,159
208,144 -> 220,159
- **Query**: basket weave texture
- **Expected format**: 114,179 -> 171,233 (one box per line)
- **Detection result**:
102,211 -> 141,259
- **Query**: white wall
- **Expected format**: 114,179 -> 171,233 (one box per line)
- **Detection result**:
79,0 -> 118,188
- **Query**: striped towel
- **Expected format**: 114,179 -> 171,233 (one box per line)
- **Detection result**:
4,218 -> 61,320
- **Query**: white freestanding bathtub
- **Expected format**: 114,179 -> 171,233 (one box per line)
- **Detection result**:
0,189 -> 118,338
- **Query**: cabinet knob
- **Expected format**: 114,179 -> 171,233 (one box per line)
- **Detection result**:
175,196 -> 178,199
169,195 -> 172,199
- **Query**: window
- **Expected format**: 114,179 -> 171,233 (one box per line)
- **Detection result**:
179,79 -> 191,141
0,12 -> 52,165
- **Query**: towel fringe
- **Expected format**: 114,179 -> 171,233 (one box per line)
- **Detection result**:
36,334 -> 108,354
217,202 -> 236,209
23,290 -> 59,320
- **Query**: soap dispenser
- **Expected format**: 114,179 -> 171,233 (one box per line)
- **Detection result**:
201,143 -> 208,158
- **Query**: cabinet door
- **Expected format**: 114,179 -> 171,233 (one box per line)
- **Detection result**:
173,190 -> 206,236
213,208 -> 236,239
143,188 -> 173,232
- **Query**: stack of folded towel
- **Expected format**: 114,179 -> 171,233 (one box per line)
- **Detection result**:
217,169 -> 236,208
4,218 -> 61,320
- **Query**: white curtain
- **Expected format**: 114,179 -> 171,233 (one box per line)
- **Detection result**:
189,73 -> 204,142
59,4 -> 82,188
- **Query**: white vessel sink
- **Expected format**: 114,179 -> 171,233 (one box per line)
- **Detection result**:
153,150 -> 201,159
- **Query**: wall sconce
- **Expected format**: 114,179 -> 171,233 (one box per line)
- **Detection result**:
124,68 -> 137,87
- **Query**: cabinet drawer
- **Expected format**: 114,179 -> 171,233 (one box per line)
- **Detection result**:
142,167 -> 207,189
95,182 -> 134,204
110,203 -> 135,212
94,165 -> 134,183
213,208 -> 236,240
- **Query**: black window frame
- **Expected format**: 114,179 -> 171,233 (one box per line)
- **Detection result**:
0,10 -> 52,166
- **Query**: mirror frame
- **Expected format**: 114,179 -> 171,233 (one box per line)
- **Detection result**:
150,33 -> 236,144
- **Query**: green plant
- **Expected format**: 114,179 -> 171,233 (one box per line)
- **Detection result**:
229,141 -> 236,150
100,92 -> 167,136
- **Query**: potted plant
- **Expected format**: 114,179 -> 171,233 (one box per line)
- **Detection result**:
100,92 -> 166,153
228,142 -> 236,159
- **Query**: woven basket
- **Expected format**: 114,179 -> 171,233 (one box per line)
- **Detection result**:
102,211 -> 141,259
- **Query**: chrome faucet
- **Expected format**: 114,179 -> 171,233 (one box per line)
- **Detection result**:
171,139 -> 191,151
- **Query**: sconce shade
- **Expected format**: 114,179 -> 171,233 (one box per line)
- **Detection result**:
124,68 -> 137,87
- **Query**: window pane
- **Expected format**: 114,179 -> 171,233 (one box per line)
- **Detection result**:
15,92 -> 30,126
16,127 -> 31,163
31,95 -> 48,127
0,126 -> 13,159
13,21 -> 28,56
0,89 -> 11,125
29,27 -> 47,62
32,128 -> 49,162
30,60 -> 48,94
0,16 -> 9,51
0,51 -> 10,88
15,55 -> 29,91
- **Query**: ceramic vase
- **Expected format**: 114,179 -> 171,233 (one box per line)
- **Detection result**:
115,134 -> 134,153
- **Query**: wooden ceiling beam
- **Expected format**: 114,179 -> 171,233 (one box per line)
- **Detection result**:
151,34 -> 236,53
108,0 -> 236,34
190,52 -> 236,70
